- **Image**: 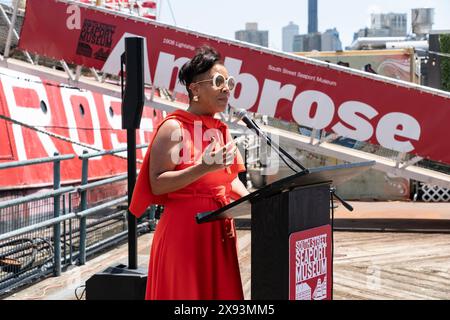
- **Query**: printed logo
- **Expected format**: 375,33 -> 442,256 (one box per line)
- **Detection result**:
76,19 -> 116,61
289,225 -> 332,300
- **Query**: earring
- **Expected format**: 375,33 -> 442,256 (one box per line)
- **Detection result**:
193,95 -> 199,102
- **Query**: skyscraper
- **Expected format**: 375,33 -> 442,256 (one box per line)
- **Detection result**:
282,22 -> 299,52
371,13 -> 407,36
235,23 -> 269,47
293,33 -> 321,52
353,12 -> 408,42
308,0 -> 318,34
321,28 -> 342,51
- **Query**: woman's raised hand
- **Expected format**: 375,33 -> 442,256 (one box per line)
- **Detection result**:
201,137 -> 236,173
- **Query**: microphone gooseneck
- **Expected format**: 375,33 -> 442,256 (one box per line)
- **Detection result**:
233,108 -> 308,173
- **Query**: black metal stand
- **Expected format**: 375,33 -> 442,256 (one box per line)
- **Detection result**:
127,128 -> 138,269
85,37 -> 146,300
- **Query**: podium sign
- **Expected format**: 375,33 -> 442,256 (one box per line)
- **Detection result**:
289,225 -> 332,300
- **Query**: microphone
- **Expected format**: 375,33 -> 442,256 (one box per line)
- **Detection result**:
234,109 -> 261,132
233,108 -> 308,173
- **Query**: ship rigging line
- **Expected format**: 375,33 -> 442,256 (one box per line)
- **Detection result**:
0,113 -> 144,163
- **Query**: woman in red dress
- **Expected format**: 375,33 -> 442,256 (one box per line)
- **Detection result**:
129,46 -> 249,299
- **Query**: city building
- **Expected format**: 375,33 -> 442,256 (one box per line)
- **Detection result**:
371,13 -> 407,36
293,32 -> 322,52
293,34 -> 306,52
321,28 -> 342,51
235,22 -> 269,47
353,12 -> 407,41
282,21 -> 299,52
292,0 -> 341,52
308,0 -> 318,34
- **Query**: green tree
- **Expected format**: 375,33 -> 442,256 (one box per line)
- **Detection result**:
440,34 -> 450,92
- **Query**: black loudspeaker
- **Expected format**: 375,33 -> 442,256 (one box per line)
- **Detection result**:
121,37 -> 145,129
85,264 -> 147,300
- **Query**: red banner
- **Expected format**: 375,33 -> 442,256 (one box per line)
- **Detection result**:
18,0 -> 450,164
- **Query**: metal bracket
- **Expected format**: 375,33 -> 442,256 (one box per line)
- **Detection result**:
400,156 -> 423,169
309,128 -> 317,145
61,60 -> 76,81
316,132 -> 339,145
395,152 -> 406,168
75,65 -> 83,82
90,67 -> 101,82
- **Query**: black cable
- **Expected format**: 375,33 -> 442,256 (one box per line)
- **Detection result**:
276,151 -> 299,173
75,285 -> 86,300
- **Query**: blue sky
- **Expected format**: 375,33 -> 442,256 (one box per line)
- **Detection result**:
156,0 -> 450,49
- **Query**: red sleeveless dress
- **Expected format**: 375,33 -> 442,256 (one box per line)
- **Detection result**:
130,109 -> 245,300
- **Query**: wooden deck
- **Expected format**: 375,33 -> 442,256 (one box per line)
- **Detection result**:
4,228 -> 450,300
333,231 -> 450,300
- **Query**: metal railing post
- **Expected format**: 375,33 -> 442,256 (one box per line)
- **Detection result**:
69,193 -> 73,265
53,152 -> 62,276
79,150 -> 89,265
62,194 -> 67,265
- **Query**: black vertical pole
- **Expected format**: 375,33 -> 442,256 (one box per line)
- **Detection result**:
121,37 -> 144,270
127,129 -> 138,269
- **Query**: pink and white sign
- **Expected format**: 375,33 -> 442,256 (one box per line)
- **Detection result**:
289,225 -> 332,300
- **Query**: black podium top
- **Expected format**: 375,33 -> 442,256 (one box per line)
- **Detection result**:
196,161 -> 375,223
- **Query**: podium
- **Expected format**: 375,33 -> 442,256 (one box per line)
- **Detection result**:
196,161 -> 375,300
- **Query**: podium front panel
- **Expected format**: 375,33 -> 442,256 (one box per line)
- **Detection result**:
251,183 -> 331,300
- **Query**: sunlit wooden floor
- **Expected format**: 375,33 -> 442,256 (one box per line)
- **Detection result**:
4,228 -> 450,300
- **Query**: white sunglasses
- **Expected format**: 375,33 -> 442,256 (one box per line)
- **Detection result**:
193,73 -> 236,91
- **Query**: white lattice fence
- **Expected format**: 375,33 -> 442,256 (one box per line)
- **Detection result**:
420,183 -> 450,202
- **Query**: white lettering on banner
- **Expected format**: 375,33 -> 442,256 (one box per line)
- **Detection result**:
101,33 -> 152,84
297,72 -> 316,81
224,57 -> 259,111
66,4 -> 81,30
103,95 -> 127,157
257,79 -> 296,117
376,112 -> 421,153
60,88 -> 104,158
292,90 -> 335,129
153,52 -> 189,94
139,114 -> 154,158
332,101 -> 378,141
102,35 -> 424,154
283,68 -> 297,77
0,69 -> 57,160
268,65 -> 282,72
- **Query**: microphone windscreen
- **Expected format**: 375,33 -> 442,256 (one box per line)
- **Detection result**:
234,108 -> 248,120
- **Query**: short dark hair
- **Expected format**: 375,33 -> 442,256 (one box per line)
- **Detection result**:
178,45 -> 223,99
